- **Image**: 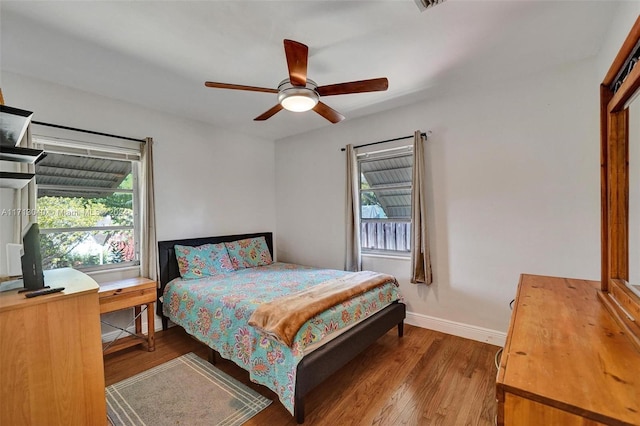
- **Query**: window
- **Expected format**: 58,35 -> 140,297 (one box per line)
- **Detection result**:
33,134 -> 142,271
358,147 -> 413,255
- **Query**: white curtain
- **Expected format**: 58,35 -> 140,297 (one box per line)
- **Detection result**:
410,130 -> 432,284
13,126 -> 37,242
139,137 -> 158,280
345,144 -> 361,272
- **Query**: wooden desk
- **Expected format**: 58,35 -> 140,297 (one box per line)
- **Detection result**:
98,277 -> 156,354
0,268 -> 106,425
496,274 -> 640,425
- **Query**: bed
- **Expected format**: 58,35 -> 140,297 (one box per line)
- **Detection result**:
157,232 -> 406,423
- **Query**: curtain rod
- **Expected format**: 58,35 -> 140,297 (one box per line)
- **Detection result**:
32,120 -> 146,143
340,131 -> 428,152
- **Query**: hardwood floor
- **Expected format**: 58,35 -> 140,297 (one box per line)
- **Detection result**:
103,324 -> 498,425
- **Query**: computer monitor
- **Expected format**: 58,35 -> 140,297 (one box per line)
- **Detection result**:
20,222 -> 46,291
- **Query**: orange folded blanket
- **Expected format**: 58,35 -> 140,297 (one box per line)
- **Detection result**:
248,270 -> 397,347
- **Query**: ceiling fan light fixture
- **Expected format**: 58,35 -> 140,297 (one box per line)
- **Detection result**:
278,79 -> 319,112
280,93 -> 318,112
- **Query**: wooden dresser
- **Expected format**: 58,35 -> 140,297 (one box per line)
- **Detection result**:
496,274 -> 640,426
0,268 -> 106,426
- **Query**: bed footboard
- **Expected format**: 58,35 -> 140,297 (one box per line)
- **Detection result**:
293,301 -> 406,423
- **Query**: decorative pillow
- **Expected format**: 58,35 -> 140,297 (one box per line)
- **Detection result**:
174,243 -> 235,279
224,236 -> 273,269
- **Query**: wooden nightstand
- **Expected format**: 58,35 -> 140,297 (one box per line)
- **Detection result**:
99,277 -> 156,354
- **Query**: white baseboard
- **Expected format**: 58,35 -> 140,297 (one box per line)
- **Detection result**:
406,311 -> 506,348
102,327 -> 134,343
101,316 -> 165,343
102,312 -> 506,348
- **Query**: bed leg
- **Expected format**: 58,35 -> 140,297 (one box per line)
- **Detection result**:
398,321 -> 404,337
208,348 -> 216,365
161,317 -> 169,331
294,393 -> 305,424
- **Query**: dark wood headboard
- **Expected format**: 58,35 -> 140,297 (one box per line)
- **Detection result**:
156,232 -> 273,324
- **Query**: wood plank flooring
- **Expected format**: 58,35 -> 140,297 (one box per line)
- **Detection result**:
103,324 -> 498,425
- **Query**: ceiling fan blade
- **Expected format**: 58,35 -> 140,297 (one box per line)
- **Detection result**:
316,78 -> 389,96
312,102 -> 345,124
254,104 -> 284,121
284,39 -> 308,87
205,81 -> 278,94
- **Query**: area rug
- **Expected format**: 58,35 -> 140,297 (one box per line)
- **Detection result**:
106,352 -> 271,426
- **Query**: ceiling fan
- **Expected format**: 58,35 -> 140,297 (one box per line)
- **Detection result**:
204,39 -> 389,124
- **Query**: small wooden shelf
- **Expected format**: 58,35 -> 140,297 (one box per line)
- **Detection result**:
99,277 -> 156,354
0,105 -> 42,189
0,105 -> 33,147
0,171 -> 35,189
0,145 -> 46,164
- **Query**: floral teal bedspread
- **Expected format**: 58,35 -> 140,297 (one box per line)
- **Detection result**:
163,262 -> 401,415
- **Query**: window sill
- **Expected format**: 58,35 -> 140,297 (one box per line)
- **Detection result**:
362,252 -> 411,261
87,265 -> 143,285
85,265 -> 141,277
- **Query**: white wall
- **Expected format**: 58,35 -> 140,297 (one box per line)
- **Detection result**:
275,57 -> 601,343
596,3 -> 640,79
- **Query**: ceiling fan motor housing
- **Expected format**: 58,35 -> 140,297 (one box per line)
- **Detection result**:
277,79 -> 319,112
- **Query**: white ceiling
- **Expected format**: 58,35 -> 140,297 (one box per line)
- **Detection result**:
0,1 -> 620,141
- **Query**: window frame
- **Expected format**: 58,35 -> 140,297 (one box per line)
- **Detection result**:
357,146 -> 413,257
32,133 -> 143,273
